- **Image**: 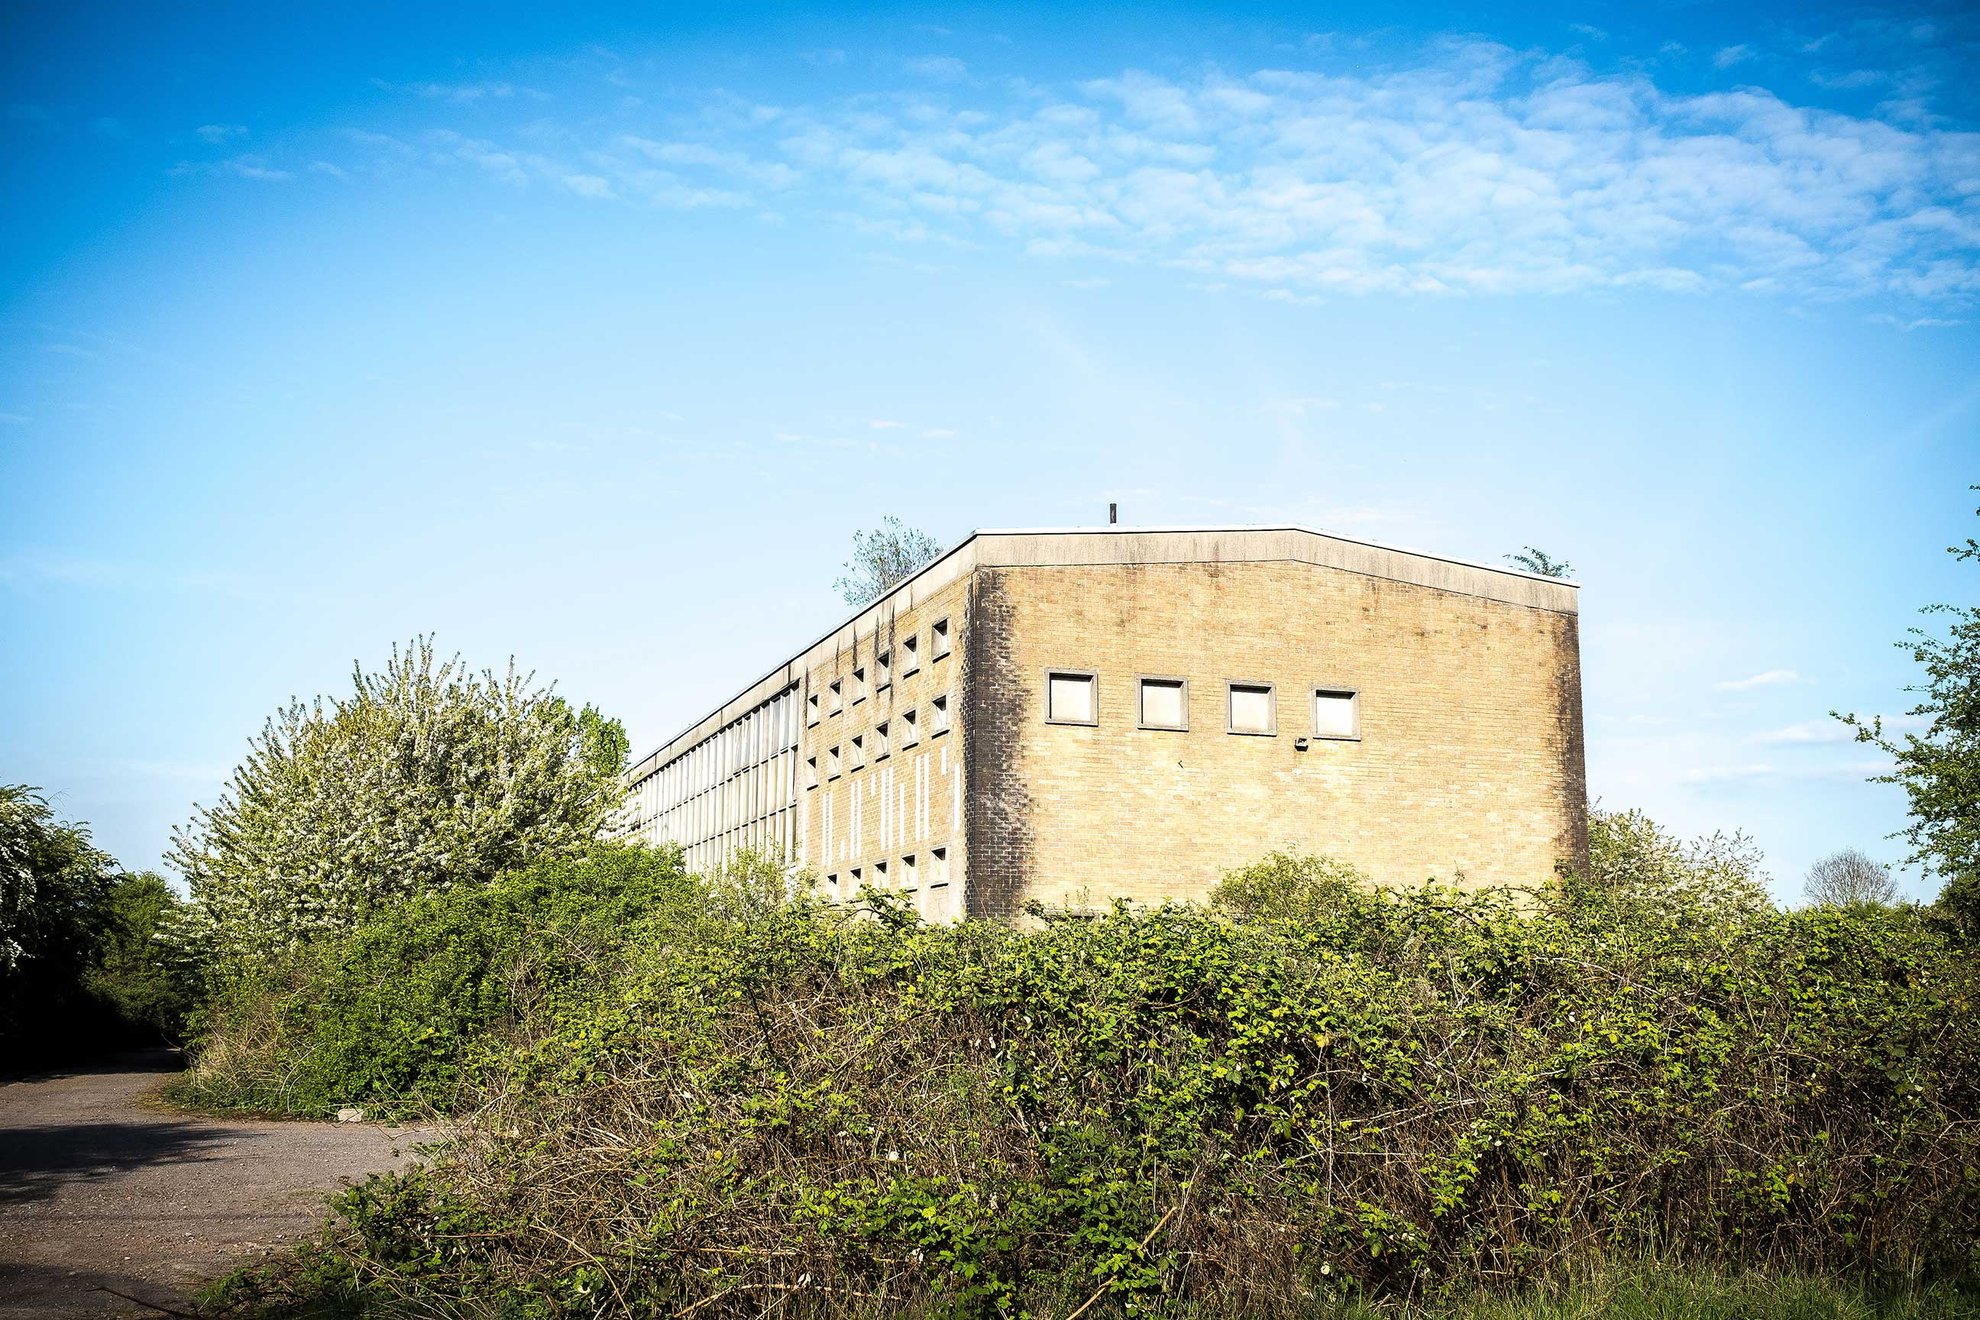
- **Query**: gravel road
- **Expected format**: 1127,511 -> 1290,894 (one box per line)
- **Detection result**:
0,1050 -> 431,1317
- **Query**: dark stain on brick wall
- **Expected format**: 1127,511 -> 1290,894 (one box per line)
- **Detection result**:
962,570 -> 1035,919
1551,612 -> 1591,878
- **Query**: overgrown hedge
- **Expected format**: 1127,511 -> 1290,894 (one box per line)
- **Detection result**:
197,844 -> 1980,1317
171,845 -> 700,1116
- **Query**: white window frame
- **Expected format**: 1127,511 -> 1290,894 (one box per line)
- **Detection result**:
1311,686 -> 1362,742
900,706 -> 919,747
876,650 -> 892,691
1136,675 -> 1189,732
1225,680 -> 1277,736
875,720 -> 891,760
900,633 -> 920,676
1044,669 -> 1100,727
931,617 -> 951,660
931,692 -> 951,736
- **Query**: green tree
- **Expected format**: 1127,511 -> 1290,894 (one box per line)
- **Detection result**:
0,784 -> 119,1055
834,517 -> 943,606
1838,490 -> 1980,935
169,637 -> 629,972
86,872 -> 196,1042
1505,546 -> 1573,577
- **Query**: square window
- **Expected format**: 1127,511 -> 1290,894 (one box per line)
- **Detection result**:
1313,688 -> 1360,740
875,721 -> 891,759
900,706 -> 919,747
807,692 -> 821,726
930,846 -> 949,887
1138,677 -> 1188,731
931,617 -> 951,660
829,679 -> 844,715
850,734 -> 865,770
1227,682 -> 1276,736
900,634 -> 920,676
1046,670 -> 1098,726
877,650 -> 891,690
932,693 -> 951,735
828,745 -> 842,779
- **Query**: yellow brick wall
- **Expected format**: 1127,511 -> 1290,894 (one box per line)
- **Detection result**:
988,560 -> 1585,908
799,577 -> 971,921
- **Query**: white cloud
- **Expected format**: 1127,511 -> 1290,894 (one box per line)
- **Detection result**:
197,123 -> 247,144
338,38 -> 1980,304
869,418 -> 905,429
922,427 -> 959,438
906,56 -> 968,81
1714,44 -> 1755,69
1684,758 -> 1890,785
1752,719 -> 1851,745
1716,668 -> 1806,691
561,173 -> 613,199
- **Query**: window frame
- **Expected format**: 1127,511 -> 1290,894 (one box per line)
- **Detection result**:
850,733 -> 865,770
851,665 -> 868,705
1225,680 -> 1278,736
1135,674 -> 1190,732
875,720 -> 891,760
806,691 -> 821,726
829,678 -> 844,716
930,617 -> 952,660
827,745 -> 842,780
1044,668 -> 1100,727
900,633 -> 920,676
931,692 -> 951,736
1311,686 -> 1362,742
899,706 -> 918,747
876,649 -> 892,691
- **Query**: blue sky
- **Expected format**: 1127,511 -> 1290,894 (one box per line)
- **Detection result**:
3,1 -> 1975,901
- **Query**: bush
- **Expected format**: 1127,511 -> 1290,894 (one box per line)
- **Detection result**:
171,843 -> 697,1117
209,848 -> 1980,1316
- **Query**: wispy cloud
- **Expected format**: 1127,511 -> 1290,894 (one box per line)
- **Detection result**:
305,37 -> 1980,304
196,123 -> 247,144
1684,758 -> 1890,785
1716,668 -> 1806,691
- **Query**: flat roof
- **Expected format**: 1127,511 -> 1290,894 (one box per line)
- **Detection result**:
626,524 -> 1579,779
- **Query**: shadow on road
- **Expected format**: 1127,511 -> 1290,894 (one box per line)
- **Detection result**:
0,1048 -> 241,1206
0,1117 -> 242,1204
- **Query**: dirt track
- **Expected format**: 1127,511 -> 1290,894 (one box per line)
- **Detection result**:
0,1050 -> 430,1317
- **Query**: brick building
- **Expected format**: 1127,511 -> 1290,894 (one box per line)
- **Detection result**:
620,526 -> 1586,919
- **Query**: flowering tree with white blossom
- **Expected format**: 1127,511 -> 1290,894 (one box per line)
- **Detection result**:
170,637 -> 628,972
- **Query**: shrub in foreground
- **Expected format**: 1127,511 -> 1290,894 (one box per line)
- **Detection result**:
170,844 -> 697,1116
211,853 -> 1980,1317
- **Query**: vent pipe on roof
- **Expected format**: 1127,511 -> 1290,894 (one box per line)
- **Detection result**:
1108,502 -> 1117,525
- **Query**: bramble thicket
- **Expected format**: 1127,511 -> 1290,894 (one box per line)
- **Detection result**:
186,816 -> 1979,1318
